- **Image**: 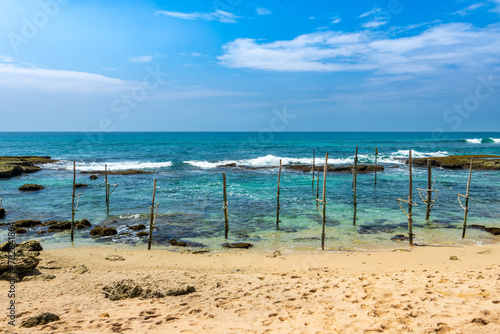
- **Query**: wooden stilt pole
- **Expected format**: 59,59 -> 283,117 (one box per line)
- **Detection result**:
408,151 -> 414,246
353,146 -> 358,225
426,160 -> 432,220
375,147 -> 378,186
276,159 -> 282,229
148,179 -> 157,250
318,153 -> 328,250
459,158 -> 474,238
71,161 -> 76,242
223,172 -> 229,239
312,149 -> 315,188
316,165 -> 320,206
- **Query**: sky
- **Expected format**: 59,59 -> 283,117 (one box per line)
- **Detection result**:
0,0 -> 500,132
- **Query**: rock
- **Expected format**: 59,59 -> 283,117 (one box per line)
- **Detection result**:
90,226 -> 118,237
38,260 -> 61,270
47,221 -> 72,232
75,183 -> 88,188
0,241 -> 18,252
69,264 -> 88,274
22,274 -> 56,281
80,169 -> 153,175
20,313 -> 60,328
470,224 -> 500,235
411,155 -> 500,170
89,175 -> 99,180
102,279 -> 196,301
0,156 -> 56,179
450,256 -> 459,261
14,220 -> 42,228
218,163 -> 238,167
17,240 -> 43,252
268,250 -> 281,258
105,255 -> 125,261
231,269 -> 245,273
0,165 -> 23,178
75,219 -> 92,229
129,224 -> 146,231
0,252 -> 39,278
286,164 -> 384,173
164,286 -> 196,296
15,227 -> 27,234
136,231 -> 149,237
169,239 -> 206,248
37,231 -> 46,235
18,184 -> 44,191
222,242 -> 253,249
391,235 -> 409,242
0,208 -> 5,218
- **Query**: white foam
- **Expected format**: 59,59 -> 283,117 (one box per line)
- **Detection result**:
490,138 -> 500,143
390,150 -> 449,159
43,160 -> 172,171
465,138 -> 482,144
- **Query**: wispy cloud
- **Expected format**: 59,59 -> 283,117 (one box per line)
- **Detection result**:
358,7 -> 381,18
362,17 -> 388,28
219,23 -> 500,75
256,8 -> 272,15
452,2 -> 487,16
129,55 -> 153,63
0,55 -> 14,63
490,0 -> 500,12
156,9 -> 240,23
331,17 -> 341,24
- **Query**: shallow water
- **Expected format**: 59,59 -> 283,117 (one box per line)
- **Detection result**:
1,132 -> 499,251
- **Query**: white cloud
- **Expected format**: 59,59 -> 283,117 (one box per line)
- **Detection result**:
331,17 -> 341,24
219,23 -> 500,75
452,2 -> 487,16
358,7 -> 381,18
362,17 -> 388,29
256,8 -> 272,15
156,9 -> 239,23
0,55 -> 14,63
0,62 -> 129,94
129,55 -> 153,63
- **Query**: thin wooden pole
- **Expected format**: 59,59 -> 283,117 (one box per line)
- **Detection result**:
105,164 -> 109,215
374,147 -> 378,185
312,149 -> 315,188
353,146 -> 358,225
316,170 -> 320,206
408,150 -> 414,246
148,179 -> 157,250
321,153 -> 329,250
276,159 -> 282,229
223,172 -> 229,239
461,158 -> 474,238
425,159 -> 432,220
71,161 -> 76,242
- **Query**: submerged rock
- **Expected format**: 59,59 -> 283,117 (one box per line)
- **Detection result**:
470,224 -> 500,235
129,224 -> 146,231
137,231 -> 149,237
0,208 -> 5,218
222,242 -> 254,249
391,235 -> 409,242
81,169 -> 153,175
18,184 -> 44,191
20,313 -> 60,328
169,239 -> 206,248
15,228 -> 27,234
75,183 -> 88,188
14,220 -> 42,228
75,219 -> 92,229
89,174 -> 99,180
411,155 -> 500,170
47,221 -> 72,232
90,226 -> 118,237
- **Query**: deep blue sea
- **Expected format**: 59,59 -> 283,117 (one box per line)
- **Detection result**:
1,132 -> 499,251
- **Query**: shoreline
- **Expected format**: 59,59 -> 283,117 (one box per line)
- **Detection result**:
2,244 -> 499,333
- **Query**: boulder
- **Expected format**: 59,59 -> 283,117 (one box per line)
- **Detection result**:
47,221 -> 72,232
20,313 -> 60,328
0,241 -> 18,252
15,228 -> 27,234
75,183 -> 88,188
0,208 -> 5,218
222,242 -> 254,249
169,239 -> 206,248
75,219 -> 92,229
18,184 -> 44,191
470,224 -> 500,235
391,235 -> 409,242
129,224 -> 146,231
18,240 -> 43,252
89,175 -> 99,180
136,231 -> 149,237
0,252 -> 40,278
90,226 -> 118,237
13,220 -> 42,228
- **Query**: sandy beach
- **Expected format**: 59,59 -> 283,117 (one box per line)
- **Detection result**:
1,244 -> 499,333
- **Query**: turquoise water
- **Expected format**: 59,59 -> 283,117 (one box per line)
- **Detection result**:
0,132 -> 499,251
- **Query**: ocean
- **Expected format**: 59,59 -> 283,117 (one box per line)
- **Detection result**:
1,132 -> 499,251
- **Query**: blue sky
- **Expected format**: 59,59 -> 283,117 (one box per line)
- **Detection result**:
0,0 -> 499,132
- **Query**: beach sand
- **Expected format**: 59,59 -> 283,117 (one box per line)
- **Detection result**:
1,244 -> 499,333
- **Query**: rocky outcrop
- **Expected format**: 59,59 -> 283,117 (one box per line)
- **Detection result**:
45,219 -> 91,232
102,279 -> 196,301
222,242 -> 254,249
470,225 -> 500,235
80,169 -> 153,175
129,224 -> 146,231
0,156 -> 56,179
20,313 -> 60,328
75,183 -> 88,188
411,155 -> 500,170
14,220 -> 42,228
18,184 -> 44,191
0,245 -> 41,281
219,163 -> 384,173
90,226 -> 118,237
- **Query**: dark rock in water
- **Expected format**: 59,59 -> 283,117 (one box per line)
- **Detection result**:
0,165 -> 23,178
75,219 -> 92,229
169,239 -> 206,248
18,183 -> 44,191
37,230 -> 47,235
0,208 -> 5,218
136,231 -> 149,237
0,251 -> 40,279
411,155 -> 500,170
0,241 -> 18,252
89,174 -> 99,180
470,225 -> 500,235
20,313 -> 60,328
292,237 -> 321,242
80,169 -> 153,175
0,156 -> 56,179
15,227 -> 27,234
286,164 -> 384,173
47,221 -> 72,232
90,226 -> 118,237
14,220 -> 42,228
75,183 -> 88,188
391,235 -> 409,242
218,163 -> 238,168
222,242 -> 253,249
102,279 -> 195,300
279,227 -> 297,233
129,224 -> 146,231
18,240 -> 43,252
